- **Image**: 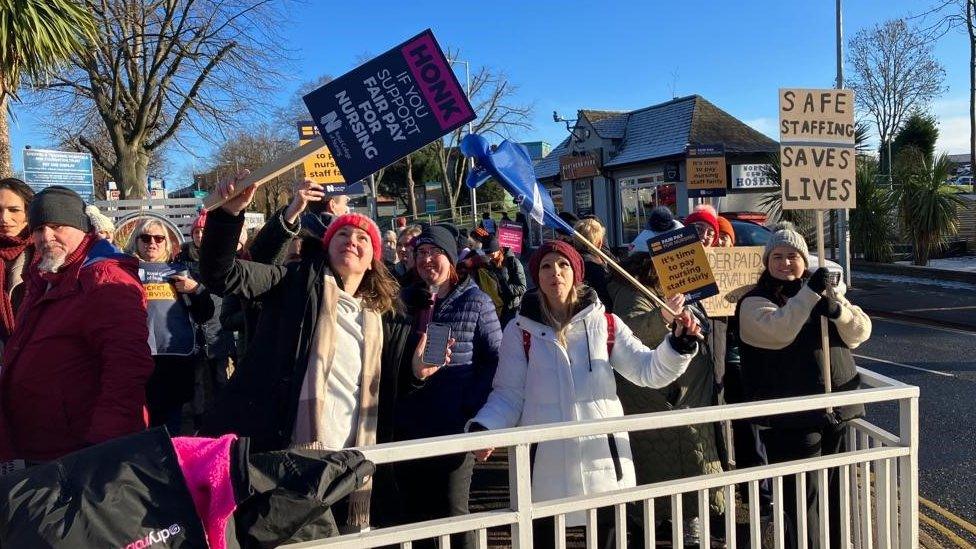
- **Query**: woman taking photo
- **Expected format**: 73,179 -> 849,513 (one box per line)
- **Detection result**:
735,222 -> 871,548
396,223 -> 502,548
469,240 -> 701,548
0,178 -> 34,351
127,218 -> 213,433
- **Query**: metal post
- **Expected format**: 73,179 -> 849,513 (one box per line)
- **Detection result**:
369,174 -> 378,219
898,396 -> 920,548
464,61 -> 477,226
836,0 -> 852,287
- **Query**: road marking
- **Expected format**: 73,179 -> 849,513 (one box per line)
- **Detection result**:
920,512 -> 976,548
854,354 -> 957,378
922,496 -> 976,538
871,315 -> 976,336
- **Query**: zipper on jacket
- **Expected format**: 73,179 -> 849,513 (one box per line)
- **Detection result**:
606,434 -> 624,481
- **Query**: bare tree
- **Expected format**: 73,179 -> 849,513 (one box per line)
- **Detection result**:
210,123 -> 293,216
433,59 -> 533,219
26,0 -> 288,198
915,0 -> 976,173
847,19 -> 946,171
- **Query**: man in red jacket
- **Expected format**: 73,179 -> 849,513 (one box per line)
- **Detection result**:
0,186 -> 154,463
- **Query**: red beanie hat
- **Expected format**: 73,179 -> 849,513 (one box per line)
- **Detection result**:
322,213 -> 382,260
684,204 -> 720,245
528,240 -> 584,287
191,210 -> 208,232
716,215 -> 735,245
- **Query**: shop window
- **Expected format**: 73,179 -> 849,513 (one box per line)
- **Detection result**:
619,175 -> 676,243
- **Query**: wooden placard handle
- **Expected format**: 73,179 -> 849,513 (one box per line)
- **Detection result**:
202,139 -> 329,211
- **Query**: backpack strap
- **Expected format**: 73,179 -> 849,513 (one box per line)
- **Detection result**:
605,312 -> 615,356
522,328 -> 532,360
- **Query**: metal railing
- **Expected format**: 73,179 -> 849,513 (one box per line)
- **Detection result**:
283,367 -> 919,549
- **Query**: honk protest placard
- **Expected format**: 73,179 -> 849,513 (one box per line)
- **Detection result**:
649,226 -> 719,303
700,246 -> 765,317
779,88 -> 856,210
303,29 -> 476,186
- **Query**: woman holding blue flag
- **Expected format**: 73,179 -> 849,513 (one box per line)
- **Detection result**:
126,218 -> 213,433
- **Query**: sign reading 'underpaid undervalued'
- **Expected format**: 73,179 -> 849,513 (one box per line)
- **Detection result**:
303,29 -> 477,185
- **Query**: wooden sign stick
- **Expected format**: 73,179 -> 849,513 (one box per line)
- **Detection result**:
571,233 -> 679,317
202,139 -> 328,211
816,210 -> 834,414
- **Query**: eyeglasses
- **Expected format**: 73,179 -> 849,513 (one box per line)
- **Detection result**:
415,247 -> 446,260
139,234 -> 166,244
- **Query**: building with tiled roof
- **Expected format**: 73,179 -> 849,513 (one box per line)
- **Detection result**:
535,95 -> 779,247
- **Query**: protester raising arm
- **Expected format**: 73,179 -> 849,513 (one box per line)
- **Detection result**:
199,174 -> 288,300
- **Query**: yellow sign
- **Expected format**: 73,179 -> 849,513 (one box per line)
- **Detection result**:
779,88 -> 856,210
648,227 -> 719,302
685,145 -> 727,198
700,246 -> 765,317
145,282 -> 177,301
298,122 -> 344,184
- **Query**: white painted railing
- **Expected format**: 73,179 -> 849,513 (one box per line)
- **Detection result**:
283,367 -> 919,549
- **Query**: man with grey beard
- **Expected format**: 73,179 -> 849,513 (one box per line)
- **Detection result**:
0,187 -> 154,464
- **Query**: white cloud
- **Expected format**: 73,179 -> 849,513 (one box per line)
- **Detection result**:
932,95 -> 971,155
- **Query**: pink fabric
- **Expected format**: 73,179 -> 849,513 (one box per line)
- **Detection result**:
172,435 -> 238,549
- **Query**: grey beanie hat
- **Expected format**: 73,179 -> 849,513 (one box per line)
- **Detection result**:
28,186 -> 92,232
763,221 -> 810,266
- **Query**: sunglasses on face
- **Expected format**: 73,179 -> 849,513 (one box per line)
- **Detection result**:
139,234 -> 167,244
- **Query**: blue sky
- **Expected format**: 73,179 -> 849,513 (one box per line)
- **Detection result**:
8,0 -> 973,186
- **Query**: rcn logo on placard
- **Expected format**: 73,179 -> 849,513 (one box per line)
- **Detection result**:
319,111 -> 342,133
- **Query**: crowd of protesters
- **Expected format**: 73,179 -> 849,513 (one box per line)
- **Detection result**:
0,174 -> 871,549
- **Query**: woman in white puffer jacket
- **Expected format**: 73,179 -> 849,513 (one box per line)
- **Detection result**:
468,240 -> 701,548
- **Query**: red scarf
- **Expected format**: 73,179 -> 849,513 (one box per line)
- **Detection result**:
0,229 -> 31,340
36,234 -> 96,287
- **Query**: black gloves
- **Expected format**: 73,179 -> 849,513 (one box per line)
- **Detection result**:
807,267 -> 831,294
812,296 -> 843,320
668,327 -> 698,355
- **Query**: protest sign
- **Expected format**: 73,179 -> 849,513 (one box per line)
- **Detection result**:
648,226 -> 718,303
297,121 -> 344,186
779,88 -> 856,210
700,246 -> 764,317
685,144 -> 727,198
497,221 -> 523,255
303,29 -> 476,186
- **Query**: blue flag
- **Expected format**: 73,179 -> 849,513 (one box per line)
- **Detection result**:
460,134 -> 575,235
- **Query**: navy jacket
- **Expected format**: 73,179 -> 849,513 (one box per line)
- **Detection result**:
398,277 -> 502,440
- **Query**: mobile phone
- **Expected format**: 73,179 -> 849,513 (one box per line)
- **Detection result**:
827,271 -> 841,287
422,322 -> 452,366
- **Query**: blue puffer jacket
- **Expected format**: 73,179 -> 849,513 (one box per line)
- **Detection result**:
398,276 -> 502,440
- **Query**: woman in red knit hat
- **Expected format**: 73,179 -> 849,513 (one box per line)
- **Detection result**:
684,204 -> 720,247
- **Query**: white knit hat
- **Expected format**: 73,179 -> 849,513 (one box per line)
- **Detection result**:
763,221 -> 809,266
85,205 -> 116,234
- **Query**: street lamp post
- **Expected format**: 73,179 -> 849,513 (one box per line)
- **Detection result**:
451,59 -> 476,225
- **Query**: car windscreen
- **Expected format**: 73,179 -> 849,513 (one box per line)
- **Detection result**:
732,220 -> 771,246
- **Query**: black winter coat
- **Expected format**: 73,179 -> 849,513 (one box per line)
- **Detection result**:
198,208 -> 418,452
0,428 -> 373,549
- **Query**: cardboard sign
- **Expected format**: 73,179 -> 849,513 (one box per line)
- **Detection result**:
297,121 -> 344,185
686,144 -> 727,198
303,29 -> 476,186
497,221 -> 523,255
648,226 -> 719,303
700,246 -> 765,317
779,88 -> 856,210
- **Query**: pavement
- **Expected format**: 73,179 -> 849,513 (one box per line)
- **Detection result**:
850,265 -> 976,331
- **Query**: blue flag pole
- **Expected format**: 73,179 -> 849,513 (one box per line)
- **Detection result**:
460,134 -> 677,317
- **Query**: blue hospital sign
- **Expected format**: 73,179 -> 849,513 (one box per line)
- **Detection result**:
23,149 -> 95,202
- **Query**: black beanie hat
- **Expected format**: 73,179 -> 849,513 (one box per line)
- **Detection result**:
28,186 -> 92,232
647,206 -> 677,232
414,224 -> 459,265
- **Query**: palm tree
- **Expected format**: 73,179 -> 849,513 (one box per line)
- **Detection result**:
0,0 -> 96,175
892,148 -> 965,266
849,158 -> 895,263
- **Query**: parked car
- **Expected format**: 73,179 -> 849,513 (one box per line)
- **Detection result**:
953,176 -> 973,186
